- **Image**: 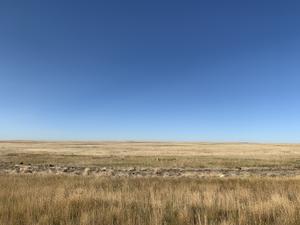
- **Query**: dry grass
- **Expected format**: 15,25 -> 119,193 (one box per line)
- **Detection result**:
2,141 -> 300,224
2,141 -> 300,168
1,175 -> 300,225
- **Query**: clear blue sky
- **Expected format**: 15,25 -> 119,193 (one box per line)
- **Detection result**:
1,0 -> 300,142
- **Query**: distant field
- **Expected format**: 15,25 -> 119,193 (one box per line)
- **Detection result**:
1,141 -> 300,168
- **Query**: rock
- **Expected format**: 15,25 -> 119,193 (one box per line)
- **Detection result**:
83,167 -> 91,176
128,167 -> 136,172
154,168 -> 163,175
101,167 -> 107,171
20,166 -> 32,173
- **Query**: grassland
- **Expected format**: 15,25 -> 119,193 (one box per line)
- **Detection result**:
2,141 -> 300,168
2,141 -> 300,225
1,175 -> 300,225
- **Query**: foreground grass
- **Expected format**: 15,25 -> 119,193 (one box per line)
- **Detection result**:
1,175 -> 300,225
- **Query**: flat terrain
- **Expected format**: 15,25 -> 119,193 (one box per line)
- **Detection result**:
2,141 -> 300,225
1,141 -> 300,177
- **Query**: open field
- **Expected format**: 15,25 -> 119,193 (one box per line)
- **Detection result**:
2,141 -> 300,168
1,175 -> 300,225
2,141 -> 300,225
2,141 -> 300,177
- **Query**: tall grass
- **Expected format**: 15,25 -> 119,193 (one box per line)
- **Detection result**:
1,175 -> 300,225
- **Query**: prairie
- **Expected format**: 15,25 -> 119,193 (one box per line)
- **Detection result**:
1,141 -> 300,225
1,175 -> 300,225
1,141 -> 300,168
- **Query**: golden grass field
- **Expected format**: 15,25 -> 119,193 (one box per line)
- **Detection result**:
1,175 -> 300,225
2,141 -> 300,225
2,141 -> 300,168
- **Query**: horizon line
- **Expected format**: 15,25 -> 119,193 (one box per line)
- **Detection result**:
0,139 -> 299,145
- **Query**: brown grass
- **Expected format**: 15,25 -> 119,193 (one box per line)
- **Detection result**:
1,175 -> 300,225
2,141 -> 300,224
2,141 -> 300,168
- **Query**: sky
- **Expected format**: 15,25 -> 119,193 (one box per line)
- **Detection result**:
0,0 -> 300,142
